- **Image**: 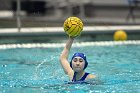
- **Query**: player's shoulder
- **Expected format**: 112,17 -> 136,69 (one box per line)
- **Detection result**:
86,73 -> 96,79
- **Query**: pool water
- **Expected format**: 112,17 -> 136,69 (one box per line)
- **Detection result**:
0,44 -> 140,93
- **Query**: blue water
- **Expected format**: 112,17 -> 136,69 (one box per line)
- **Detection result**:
0,44 -> 140,93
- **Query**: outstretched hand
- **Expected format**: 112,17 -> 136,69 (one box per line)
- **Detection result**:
69,36 -> 75,39
69,34 -> 80,39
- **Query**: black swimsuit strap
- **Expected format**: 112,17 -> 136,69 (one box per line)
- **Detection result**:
80,72 -> 89,81
72,72 -> 77,81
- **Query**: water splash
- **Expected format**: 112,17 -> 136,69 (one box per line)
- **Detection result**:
34,55 -> 58,80
34,58 -> 48,80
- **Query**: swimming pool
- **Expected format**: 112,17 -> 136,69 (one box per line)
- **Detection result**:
0,41 -> 140,93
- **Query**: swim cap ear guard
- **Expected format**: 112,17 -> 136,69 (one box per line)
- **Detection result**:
70,53 -> 88,70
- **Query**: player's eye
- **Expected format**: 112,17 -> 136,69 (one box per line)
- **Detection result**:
73,58 -> 77,62
79,59 -> 84,62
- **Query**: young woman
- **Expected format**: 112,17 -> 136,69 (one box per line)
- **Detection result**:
60,36 -> 96,82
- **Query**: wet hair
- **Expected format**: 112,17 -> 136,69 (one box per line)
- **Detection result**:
70,53 -> 88,69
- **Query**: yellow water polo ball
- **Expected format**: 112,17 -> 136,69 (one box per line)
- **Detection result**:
113,30 -> 127,41
63,17 -> 84,37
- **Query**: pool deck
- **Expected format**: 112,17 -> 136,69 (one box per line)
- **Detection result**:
0,25 -> 140,37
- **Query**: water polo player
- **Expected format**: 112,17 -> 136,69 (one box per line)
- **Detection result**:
60,37 -> 96,82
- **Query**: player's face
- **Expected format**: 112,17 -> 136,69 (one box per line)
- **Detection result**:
72,57 -> 85,72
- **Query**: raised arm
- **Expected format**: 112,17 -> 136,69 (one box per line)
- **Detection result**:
60,37 -> 74,77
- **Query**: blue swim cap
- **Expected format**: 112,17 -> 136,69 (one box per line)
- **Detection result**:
70,53 -> 88,69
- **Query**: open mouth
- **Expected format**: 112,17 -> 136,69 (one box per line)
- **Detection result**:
75,67 -> 81,69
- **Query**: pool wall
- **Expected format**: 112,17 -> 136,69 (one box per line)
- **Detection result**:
0,25 -> 140,44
